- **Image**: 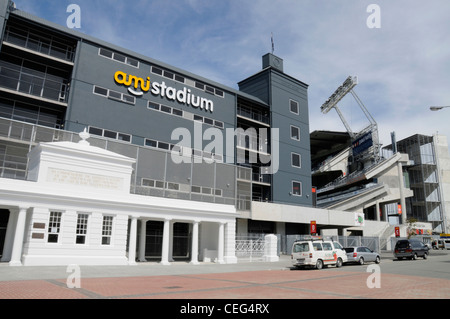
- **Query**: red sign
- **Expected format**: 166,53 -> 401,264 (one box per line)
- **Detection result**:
398,204 -> 402,215
310,221 -> 317,235
395,227 -> 400,237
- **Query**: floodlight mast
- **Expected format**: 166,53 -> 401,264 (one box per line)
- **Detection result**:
320,76 -> 358,139
320,76 -> 381,162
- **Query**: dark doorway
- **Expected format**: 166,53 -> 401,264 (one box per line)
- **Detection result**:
0,210 -> 10,259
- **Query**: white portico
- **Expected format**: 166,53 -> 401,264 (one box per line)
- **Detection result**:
0,130 -> 238,266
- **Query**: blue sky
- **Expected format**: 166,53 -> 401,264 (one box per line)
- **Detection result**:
13,0 -> 450,149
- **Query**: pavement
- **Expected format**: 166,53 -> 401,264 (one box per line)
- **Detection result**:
0,252 -> 449,302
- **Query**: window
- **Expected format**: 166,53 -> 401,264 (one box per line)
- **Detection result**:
151,66 -> 163,75
113,53 -> 126,63
145,139 -> 157,148
93,86 -> 135,105
48,211 -> 62,243
203,117 -> 214,125
93,86 -> 108,96
88,126 -> 103,136
99,48 -> 113,59
118,133 -> 131,142
172,108 -> 183,117
174,74 -> 185,83
322,242 -> 333,251
292,181 -> 302,196
142,178 -> 155,187
98,48 -> 139,68
102,216 -> 113,245
127,58 -> 139,68
76,213 -> 89,244
160,105 -> 172,113
312,242 -> 323,251
194,115 -> 203,122
292,153 -> 301,168
291,125 -> 300,141
148,101 -> 160,111
158,142 -> 170,150
214,120 -> 224,129
290,99 -> 299,114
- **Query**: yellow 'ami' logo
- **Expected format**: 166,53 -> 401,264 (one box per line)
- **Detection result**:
114,71 -> 150,96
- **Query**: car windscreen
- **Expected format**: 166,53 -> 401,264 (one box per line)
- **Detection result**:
396,241 -> 409,248
293,243 -> 309,253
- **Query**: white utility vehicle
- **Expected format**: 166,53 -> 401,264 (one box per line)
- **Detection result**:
291,236 -> 347,270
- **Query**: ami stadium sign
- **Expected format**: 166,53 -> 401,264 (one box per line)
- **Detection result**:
114,71 -> 214,112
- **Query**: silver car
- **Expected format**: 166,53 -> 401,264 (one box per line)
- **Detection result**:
344,246 -> 380,265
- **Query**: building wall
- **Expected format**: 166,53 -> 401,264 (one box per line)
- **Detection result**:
66,41 -> 238,159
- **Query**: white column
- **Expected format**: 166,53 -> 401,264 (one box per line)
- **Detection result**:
190,221 -> 200,265
217,222 -> 225,264
160,218 -> 171,265
9,207 -> 28,267
397,161 -> 407,225
128,216 -> 138,265
1,210 -> 17,262
138,219 -> 147,262
169,221 -> 174,262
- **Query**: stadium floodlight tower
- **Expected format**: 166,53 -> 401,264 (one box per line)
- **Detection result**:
320,76 -> 380,163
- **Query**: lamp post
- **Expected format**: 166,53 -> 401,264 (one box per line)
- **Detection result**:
430,106 -> 450,111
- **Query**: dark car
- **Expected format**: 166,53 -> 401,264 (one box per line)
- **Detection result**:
394,239 -> 429,260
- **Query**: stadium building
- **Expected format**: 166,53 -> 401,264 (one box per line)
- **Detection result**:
0,0 -> 414,266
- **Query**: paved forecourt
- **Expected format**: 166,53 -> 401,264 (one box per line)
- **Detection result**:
0,254 -> 449,299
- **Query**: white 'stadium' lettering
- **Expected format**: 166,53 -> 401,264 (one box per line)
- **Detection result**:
114,71 -> 214,112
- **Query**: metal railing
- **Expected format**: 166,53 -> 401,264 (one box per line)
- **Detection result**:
4,26 -> 75,63
0,64 -> 69,103
0,117 -> 252,210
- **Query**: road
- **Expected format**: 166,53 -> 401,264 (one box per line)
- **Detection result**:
0,249 -> 448,304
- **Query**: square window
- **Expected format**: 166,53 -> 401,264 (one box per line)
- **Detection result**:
158,142 -> 170,150
195,82 -> 205,90
292,153 -> 301,168
291,126 -> 300,141
142,179 -> 155,187
160,105 -> 172,113
108,90 -> 122,100
104,130 -> 117,139
148,102 -> 160,110
93,86 -> 108,96
145,139 -> 157,148
292,181 -> 302,196
113,53 -> 126,63
172,108 -> 183,117
126,58 -> 139,68
99,48 -> 113,58
151,66 -> 163,75
118,133 -> 131,142
174,74 -> 185,83
89,126 -> 103,136
214,121 -> 224,129
163,70 -> 174,79
290,100 -> 299,114
122,94 -> 135,104
194,115 -> 203,122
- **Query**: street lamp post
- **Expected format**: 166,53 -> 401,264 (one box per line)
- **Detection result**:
430,106 -> 450,111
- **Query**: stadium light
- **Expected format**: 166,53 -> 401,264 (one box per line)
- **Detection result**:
320,76 -> 358,114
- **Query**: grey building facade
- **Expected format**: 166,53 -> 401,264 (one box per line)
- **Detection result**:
0,0 -> 316,254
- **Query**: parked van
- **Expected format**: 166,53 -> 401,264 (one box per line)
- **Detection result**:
291,237 -> 347,270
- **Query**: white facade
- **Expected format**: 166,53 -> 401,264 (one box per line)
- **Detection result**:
0,131 -> 238,266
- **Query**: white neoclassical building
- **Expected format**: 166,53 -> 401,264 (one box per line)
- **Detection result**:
0,130 -> 238,266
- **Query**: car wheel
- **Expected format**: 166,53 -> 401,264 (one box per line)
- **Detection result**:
412,253 -> 418,260
375,256 -> 381,264
359,257 -> 365,265
336,257 -> 343,268
423,252 -> 428,260
316,259 -> 323,270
